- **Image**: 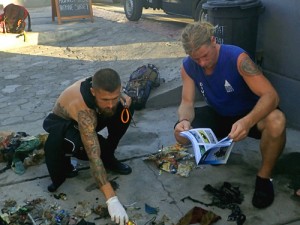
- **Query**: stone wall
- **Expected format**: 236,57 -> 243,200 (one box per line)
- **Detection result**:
258,0 -> 300,128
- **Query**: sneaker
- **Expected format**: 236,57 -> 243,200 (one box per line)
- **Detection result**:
252,176 -> 274,208
104,159 -> 132,175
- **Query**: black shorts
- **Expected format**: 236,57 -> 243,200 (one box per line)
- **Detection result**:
190,105 -> 262,140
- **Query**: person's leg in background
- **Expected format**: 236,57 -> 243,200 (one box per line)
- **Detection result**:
63,103 -> 135,175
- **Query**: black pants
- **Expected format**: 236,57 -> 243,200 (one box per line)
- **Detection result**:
43,102 -> 134,187
190,106 -> 261,140
65,103 -> 134,164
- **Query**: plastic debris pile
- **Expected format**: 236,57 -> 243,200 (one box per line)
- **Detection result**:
0,131 -> 48,175
0,196 -> 110,225
144,143 -> 195,177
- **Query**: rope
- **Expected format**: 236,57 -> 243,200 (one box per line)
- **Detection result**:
121,105 -> 136,126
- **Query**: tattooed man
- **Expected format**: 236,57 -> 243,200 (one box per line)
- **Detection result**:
173,22 -> 286,209
43,68 -> 134,225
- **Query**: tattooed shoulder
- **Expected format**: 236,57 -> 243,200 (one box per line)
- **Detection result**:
53,102 -> 70,119
239,57 -> 261,76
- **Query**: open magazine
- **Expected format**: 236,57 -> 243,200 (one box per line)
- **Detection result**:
180,128 -> 234,165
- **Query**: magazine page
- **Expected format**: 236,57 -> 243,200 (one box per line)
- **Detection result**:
179,130 -> 203,164
210,136 -> 233,148
181,128 -> 218,144
199,139 -> 234,165
192,128 -> 218,144
180,128 -> 218,164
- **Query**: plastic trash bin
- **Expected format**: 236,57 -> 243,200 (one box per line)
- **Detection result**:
202,0 -> 264,59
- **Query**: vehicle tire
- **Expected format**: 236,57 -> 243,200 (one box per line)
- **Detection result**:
195,0 -> 207,21
124,0 -> 143,21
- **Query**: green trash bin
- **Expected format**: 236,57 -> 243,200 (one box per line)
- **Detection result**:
202,0 -> 264,59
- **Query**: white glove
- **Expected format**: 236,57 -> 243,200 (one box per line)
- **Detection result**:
106,196 -> 129,225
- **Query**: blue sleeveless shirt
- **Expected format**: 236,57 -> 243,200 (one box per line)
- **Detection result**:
183,45 -> 259,117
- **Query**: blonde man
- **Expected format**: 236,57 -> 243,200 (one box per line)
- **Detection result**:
174,21 -> 286,209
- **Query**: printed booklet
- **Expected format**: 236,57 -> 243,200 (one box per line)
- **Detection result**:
180,128 -> 234,165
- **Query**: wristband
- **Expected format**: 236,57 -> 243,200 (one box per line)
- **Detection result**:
173,119 -> 190,129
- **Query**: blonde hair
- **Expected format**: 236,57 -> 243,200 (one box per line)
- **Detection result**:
181,21 -> 217,55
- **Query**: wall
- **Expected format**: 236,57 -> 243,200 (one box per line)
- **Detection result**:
257,0 -> 300,128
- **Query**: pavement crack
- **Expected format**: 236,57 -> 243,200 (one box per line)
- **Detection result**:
0,175 -> 49,188
144,157 -> 183,214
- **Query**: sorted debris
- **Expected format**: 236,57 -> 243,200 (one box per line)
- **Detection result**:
124,202 -> 141,211
0,131 -> 47,174
181,182 -> 246,225
74,201 -> 92,218
176,206 -> 221,225
203,182 -> 244,208
92,204 -> 110,218
3,199 -> 17,208
0,197 -> 91,225
0,198 -> 49,225
23,149 -> 45,167
181,196 -> 211,207
54,209 -> 70,224
24,198 -> 46,207
145,203 -> 159,214
126,220 -> 137,225
144,216 -> 157,225
176,161 -> 195,177
156,215 -> 170,225
227,204 -> 246,225
53,193 -> 67,200
144,143 -> 195,177
68,216 -> 79,225
143,215 -> 170,225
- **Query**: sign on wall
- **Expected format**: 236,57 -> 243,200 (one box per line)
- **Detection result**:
51,0 -> 94,24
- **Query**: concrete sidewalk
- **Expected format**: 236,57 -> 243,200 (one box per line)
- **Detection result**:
1,3 -> 300,225
0,5 -> 106,50
1,107 -> 300,225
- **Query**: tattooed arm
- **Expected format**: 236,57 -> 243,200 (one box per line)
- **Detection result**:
77,108 -> 115,200
228,53 -> 280,141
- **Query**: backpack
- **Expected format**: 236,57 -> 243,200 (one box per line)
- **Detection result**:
0,3 -> 31,34
124,64 -> 161,110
